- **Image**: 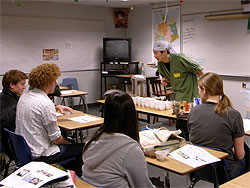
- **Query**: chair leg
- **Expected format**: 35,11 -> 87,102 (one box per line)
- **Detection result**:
3,159 -> 13,178
153,116 -> 158,124
211,163 -> 219,188
189,177 -> 199,188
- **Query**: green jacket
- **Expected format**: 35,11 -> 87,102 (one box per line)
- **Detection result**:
158,53 -> 203,103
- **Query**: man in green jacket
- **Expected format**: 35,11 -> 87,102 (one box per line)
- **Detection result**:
153,40 -> 204,140
153,40 -> 204,103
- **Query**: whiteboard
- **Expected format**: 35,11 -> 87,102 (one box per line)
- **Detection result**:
0,16 -> 105,74
182,14 -> 250,77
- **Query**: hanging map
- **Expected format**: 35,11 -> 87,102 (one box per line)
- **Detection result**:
153,5 -> 181,53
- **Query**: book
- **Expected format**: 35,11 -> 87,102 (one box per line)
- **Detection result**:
0,161 -> 75,188
154,139 -> 180,151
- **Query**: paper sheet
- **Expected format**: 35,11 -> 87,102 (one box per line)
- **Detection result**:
243,119 -> 250,132
55,112 -> 63,117
60,90 -> 76,95
169,145 -> 220,168
68,115 -> 100,123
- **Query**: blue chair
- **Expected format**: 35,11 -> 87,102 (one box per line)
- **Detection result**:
4,129 -> 33,167
189,145 -> 230,188
62,77 -> 79,90
61,77 -> 88,112
4,129 -> 76,171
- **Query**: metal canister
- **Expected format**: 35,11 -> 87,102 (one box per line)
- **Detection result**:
173,102 -> 180,114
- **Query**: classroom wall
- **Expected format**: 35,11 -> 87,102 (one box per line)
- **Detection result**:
1,1 -> 249,117
127,0 -> 249,117
0,1 -> 126,104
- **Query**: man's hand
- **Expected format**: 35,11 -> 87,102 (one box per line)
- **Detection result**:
161,78 -> 168,86
55,105 -> 73,115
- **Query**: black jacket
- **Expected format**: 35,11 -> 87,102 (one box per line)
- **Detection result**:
0,88 -> 19,156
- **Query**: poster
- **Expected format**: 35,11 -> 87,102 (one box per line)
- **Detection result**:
114,9 -> 129,28
42,49 -> 59,61
153,5 -> 181,53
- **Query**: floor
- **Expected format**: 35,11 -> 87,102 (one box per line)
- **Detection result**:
0,103 -> 214,187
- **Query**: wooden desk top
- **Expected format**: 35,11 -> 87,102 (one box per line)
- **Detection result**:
115,74 -> 158,79
220,171 -> 250,188
246,130 -> 250,136
97,99 -> 178,119
60,90 -> 88,97
146,146 -> 228,175
75,178 -> 96,188
57,110 -> 103,130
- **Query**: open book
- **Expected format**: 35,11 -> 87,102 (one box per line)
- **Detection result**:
0,161 -> 75,188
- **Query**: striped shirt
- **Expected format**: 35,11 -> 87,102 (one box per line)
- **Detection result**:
15,88 -> 61,158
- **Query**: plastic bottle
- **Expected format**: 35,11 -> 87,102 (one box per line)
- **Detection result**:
240,82 -> 250,118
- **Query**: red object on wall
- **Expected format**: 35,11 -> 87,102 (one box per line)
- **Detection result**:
114,9 -> 129,28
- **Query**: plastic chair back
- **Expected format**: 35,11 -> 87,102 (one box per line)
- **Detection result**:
4,129 -> 33,167
62,77 -> 79,90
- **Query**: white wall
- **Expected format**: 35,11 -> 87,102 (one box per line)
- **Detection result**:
127,0 -> 250,117
0,1 -> 126,103
1,0 -> 249,117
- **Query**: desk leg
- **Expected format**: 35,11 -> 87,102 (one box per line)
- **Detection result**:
165,171 -> 170,188
80,95 -> 88,113
146,79 -> 151,97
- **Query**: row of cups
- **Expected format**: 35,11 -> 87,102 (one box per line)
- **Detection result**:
131,96 -> 172,111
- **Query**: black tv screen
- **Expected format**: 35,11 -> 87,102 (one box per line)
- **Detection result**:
103,38 -> 131,62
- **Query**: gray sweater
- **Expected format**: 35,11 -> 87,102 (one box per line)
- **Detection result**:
82,133 -> 154,188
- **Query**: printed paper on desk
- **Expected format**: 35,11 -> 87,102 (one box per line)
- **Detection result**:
55,112 -> 63,117
68,115 -> 100,123
169,145 -> 220,168
60,90 -> 76,95
243,119 -> 250,132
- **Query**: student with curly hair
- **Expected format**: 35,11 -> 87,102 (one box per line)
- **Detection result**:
187,72 -> 246,179
15,63 -> 84,176
82,90 -> 154,188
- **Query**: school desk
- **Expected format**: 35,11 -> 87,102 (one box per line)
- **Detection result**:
246,130 -> 250,136
220,171 -> 250,188
60,90 -> 89,112
97,99 -> 189,140
57,110 -> 103,143
57,110 -> 103,131
75,178 -> 96,188
146,145 -> 228,187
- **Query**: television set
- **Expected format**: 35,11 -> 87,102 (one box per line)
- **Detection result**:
103,38 -> 131,62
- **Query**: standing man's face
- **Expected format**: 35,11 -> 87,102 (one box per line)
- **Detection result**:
153,50 -> 167,62
10,79 -> 26,96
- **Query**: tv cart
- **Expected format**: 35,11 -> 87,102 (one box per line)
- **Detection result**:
100,61 -> 139,98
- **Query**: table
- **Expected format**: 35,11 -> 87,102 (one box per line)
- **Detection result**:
146,145 -> 228,187
75,178 -> 96,188
115,74 -> 158,97
97,99 -> 190,140
246,130 -> 250,136
60,90 -> 89,112
220,171 -> 250,188
57,110 -> 103,131
97,99 -> 179,120
57,110 -> 103,142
